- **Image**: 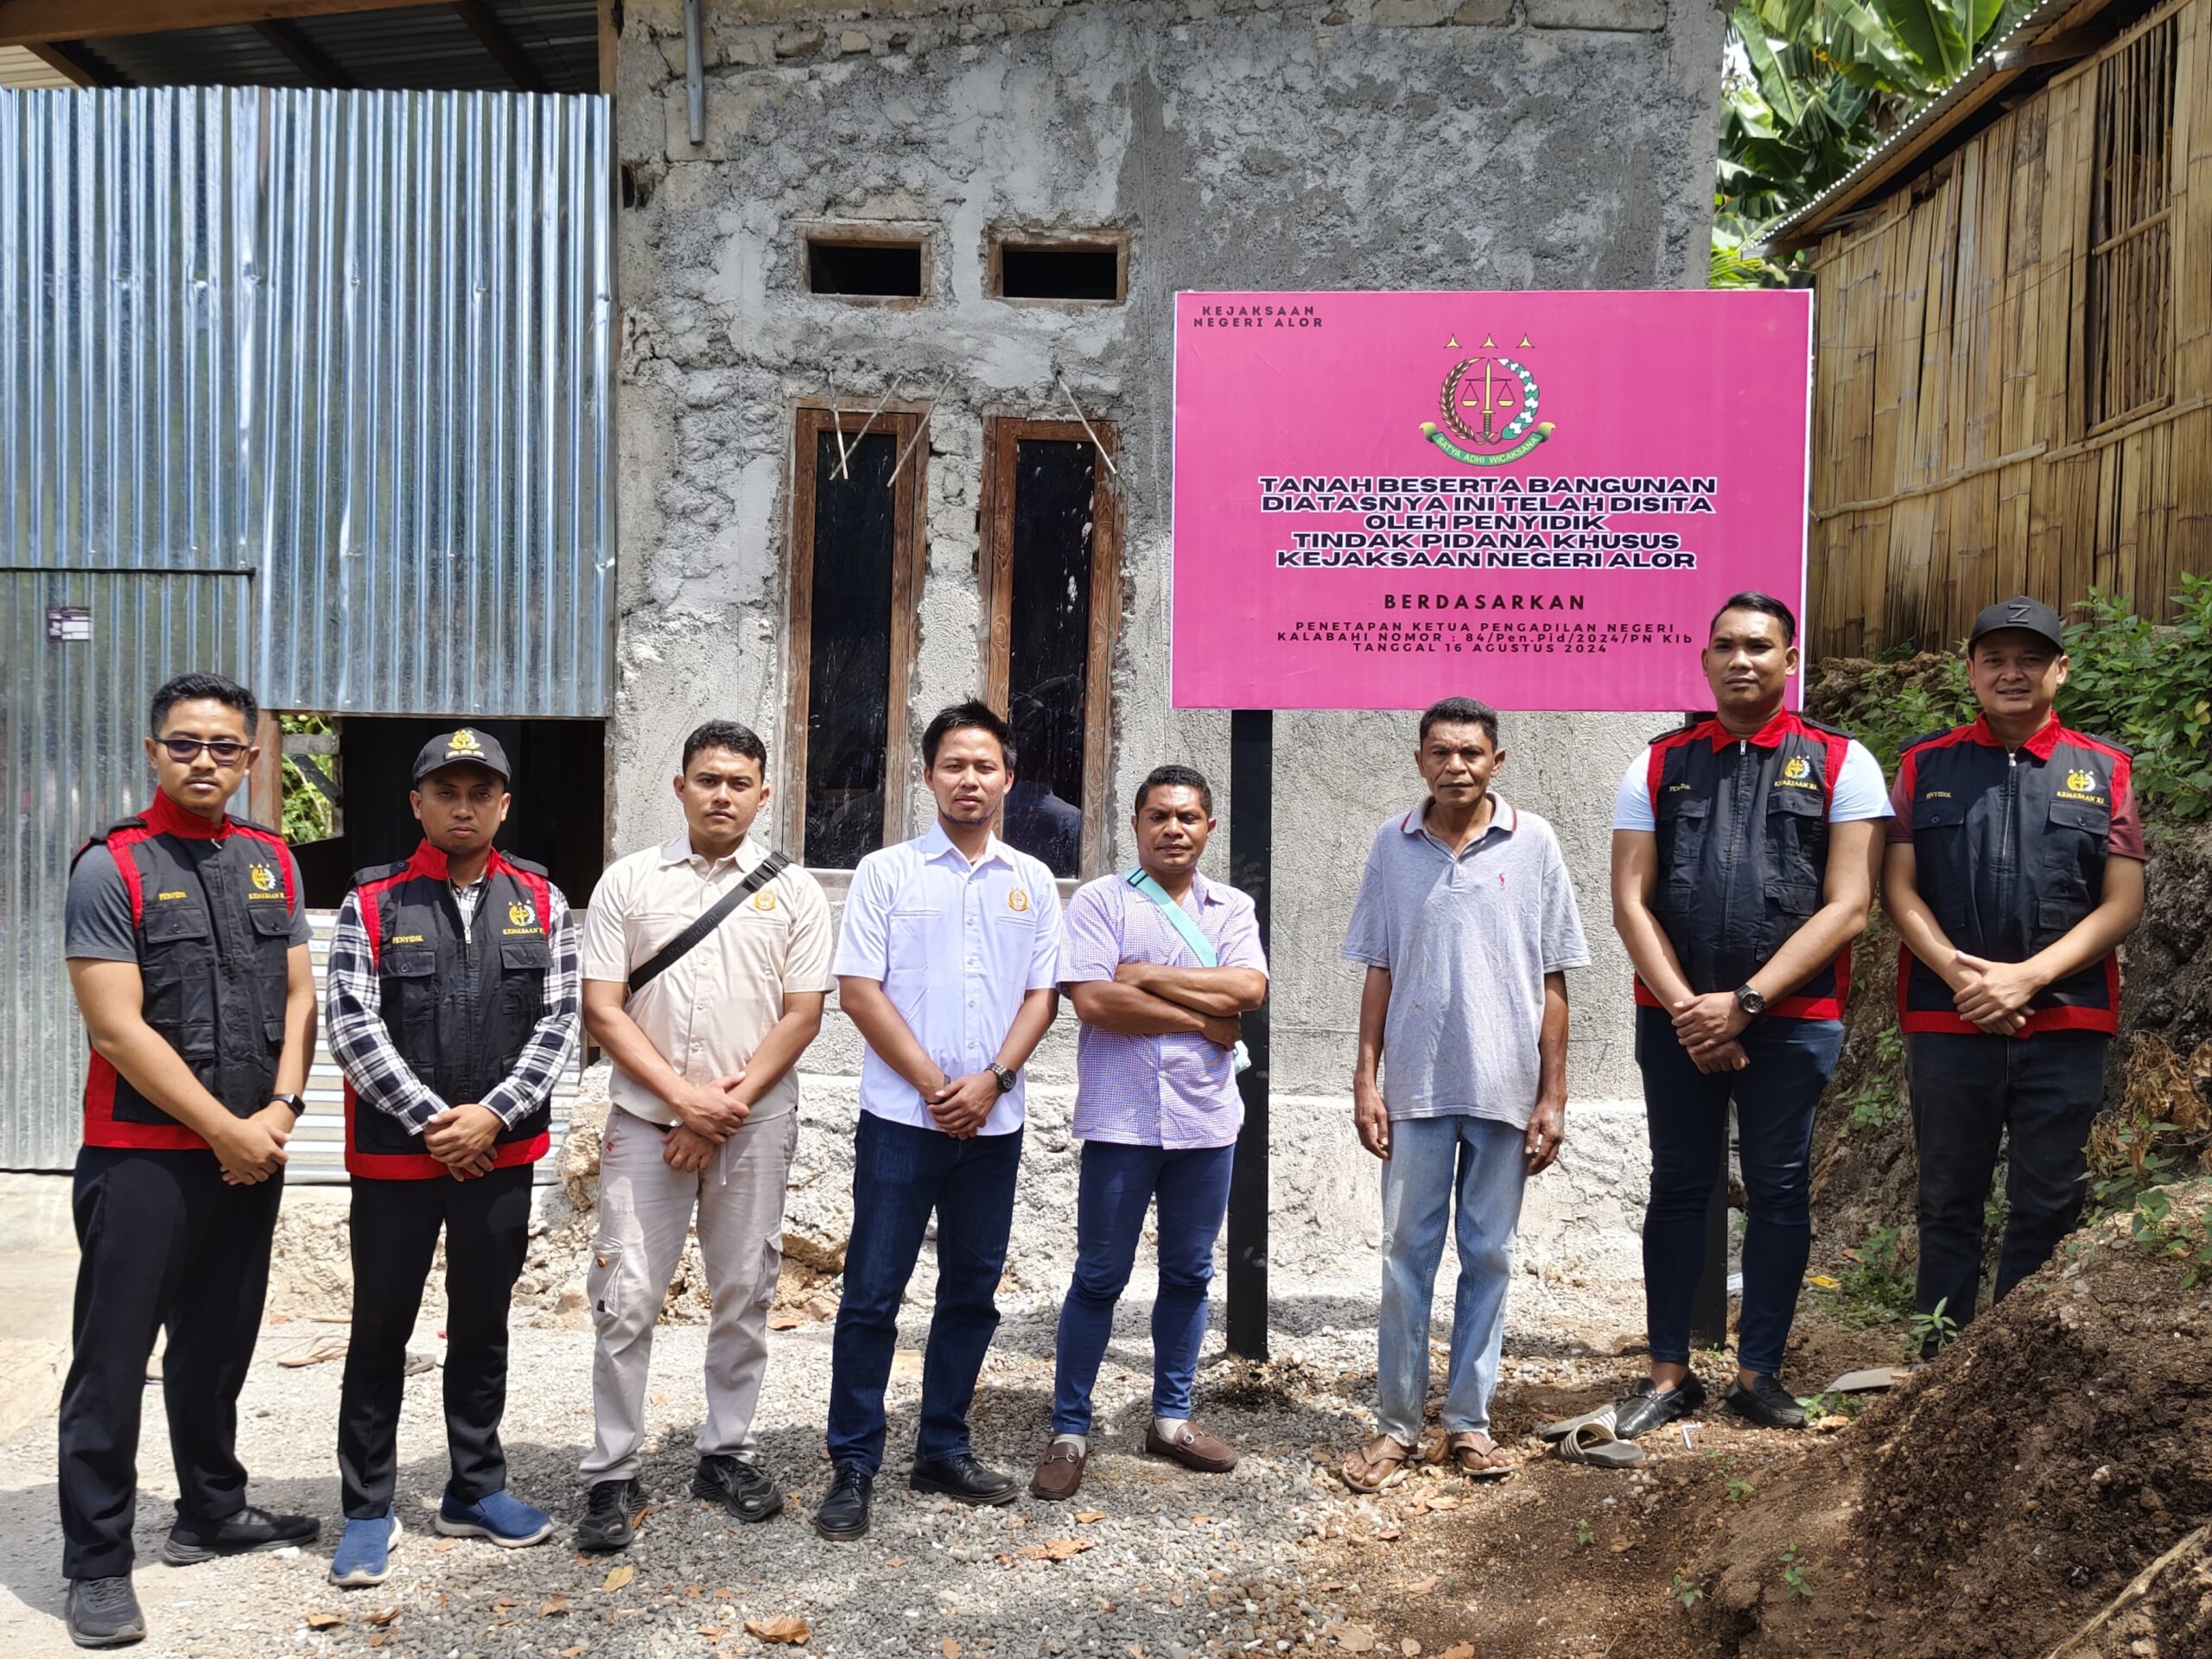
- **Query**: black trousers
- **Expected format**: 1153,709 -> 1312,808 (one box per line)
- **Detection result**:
1908,1030 -> 2109,1340
337,1164 -> 531,1518
59,1146 -> 283,1579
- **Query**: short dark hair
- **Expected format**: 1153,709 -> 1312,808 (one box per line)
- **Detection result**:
922,701 -> 1015,770
681,720 -> 768,774
149,672 -> 257,738
1710,591 -> 1797,646
1134,764 -> 1213,817
1418,696 -> 1499,747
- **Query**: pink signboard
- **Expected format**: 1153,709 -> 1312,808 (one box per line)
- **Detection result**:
1170,289 -> 1813,711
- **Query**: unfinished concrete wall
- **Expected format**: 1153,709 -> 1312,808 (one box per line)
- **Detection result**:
608,0 -> 1726,1323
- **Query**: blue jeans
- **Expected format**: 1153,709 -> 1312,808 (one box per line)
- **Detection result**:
1376,1115 -> 1528,1444
824,1113 -> 1023,1476
1636,1005 -> 1845,1376
1051,1141 -> 1236,1435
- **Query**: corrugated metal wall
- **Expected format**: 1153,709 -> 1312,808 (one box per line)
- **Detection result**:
0,87 -> 614,1171
0,571 -> 255,1169
2,85 -> 616,714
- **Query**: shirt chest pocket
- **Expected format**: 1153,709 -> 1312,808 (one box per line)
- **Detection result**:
889,906 -> 943,944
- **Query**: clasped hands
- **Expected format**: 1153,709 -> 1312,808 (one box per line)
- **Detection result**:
663,1073 -> 753,1173
1948,951 -> 2037,1035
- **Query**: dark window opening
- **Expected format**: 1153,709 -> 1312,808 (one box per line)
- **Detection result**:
995,240 -> 1122,302
807,236 -> 924,298
803,429 -> 900,867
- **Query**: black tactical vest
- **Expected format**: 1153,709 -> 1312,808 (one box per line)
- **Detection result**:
74,796 -> 296,1147
346,842 -> 554,1177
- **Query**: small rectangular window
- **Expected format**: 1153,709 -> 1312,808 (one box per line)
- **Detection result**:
981,417 -> 1121,877
990,234 -> 1125,303
2085,18 -> 2177,430
785,408 -> 926,866
804,230 -> 926,300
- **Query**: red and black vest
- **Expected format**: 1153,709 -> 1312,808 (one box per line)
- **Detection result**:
73,794 -> 297,1151
1639,709 -> 1854,1020
346,842 -> 555,1179
1896,715 -> 2132,1037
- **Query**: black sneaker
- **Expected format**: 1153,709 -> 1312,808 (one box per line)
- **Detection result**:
65,1576 -> 145,1649
1724,1372 -> 1808,1429
692,1453 -> 781,1524
575,1478 -> 649,1553
813,1465 -> 873,1541
1612,1372 -> 1707,1439
161,1503 -> 319,1566
909,1452 -> 1019,1507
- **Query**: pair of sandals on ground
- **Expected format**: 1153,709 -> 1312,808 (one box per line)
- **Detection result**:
1340,1367 -> 1808,1489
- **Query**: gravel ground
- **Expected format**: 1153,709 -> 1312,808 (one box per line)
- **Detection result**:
0,1260 -> 1647,1659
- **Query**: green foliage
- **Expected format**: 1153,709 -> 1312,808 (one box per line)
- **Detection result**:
1907,1296 -> 1961,1358
1716,0 -> 2040,279
279,713 -> 338,843
1672,1569 -> 1709,1610
1780,1544 -> 1815,1599
1726,1477 -> 1757,1502
1575,1518 -> 1596,1548
1840,1025 -> 1907,1131
2123,1182 -> 2212,1289
2055,579 -> 2212,822
1820,1224 -> 1916,1325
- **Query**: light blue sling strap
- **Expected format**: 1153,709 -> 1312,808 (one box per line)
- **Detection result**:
1126,868 -> 1253,1073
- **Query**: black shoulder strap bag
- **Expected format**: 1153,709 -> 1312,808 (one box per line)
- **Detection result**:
626,851 -> 791,994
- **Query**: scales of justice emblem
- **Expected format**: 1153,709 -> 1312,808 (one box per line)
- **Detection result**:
1419,333 -> 1558,467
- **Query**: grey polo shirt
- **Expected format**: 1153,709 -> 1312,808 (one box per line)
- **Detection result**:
1339,797 -> 1590,1130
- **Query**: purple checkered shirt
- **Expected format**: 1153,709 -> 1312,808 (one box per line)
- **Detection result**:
1058,871 -> 1268,1149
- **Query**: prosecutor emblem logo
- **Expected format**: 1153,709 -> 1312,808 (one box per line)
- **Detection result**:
448,728 -> 485,755
1007,888 -> 1031,913
1420,334 -> 1557,467
509,899 -> 537,929
1783,756 -> 1812,782
752,890 -> 778,912
250,863 -> 278,893
2067,768 -> 2096,793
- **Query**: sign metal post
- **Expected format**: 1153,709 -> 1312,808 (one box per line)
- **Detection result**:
1225,708 -> 1272,1360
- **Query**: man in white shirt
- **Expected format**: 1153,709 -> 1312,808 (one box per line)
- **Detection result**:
815,702 -> 1063,1541
574,721 -> 833,1552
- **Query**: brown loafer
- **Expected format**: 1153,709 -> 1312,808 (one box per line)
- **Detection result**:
1030,1440 -> 1086,1501
1144,1423 -> 1239,1473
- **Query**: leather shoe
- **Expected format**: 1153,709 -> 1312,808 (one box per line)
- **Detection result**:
161,1503 -> 319,1566
693,1454 -> 782,1523
909,1453 -> 1019,1507
1724,1372 -> 1808,1429
814,1465 -> 874,1540
1144,1423 -> 1239,1473
65,1576 -> 145,1649
1612,1372 -> 1707,1439
1030,1440 -> 1086,1501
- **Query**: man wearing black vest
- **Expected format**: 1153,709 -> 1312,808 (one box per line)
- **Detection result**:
60,673 -> 319,1650
1883,597 -> 2145,1351
322,729 -> 581,1586
1609,593 -> 1891,1435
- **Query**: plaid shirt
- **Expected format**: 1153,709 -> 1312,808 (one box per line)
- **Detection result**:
326,879 -> 582,1131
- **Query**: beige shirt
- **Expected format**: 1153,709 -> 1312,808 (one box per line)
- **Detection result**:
581,832 -> 834,1127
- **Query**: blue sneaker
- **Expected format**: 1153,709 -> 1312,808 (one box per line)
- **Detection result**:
434,1489 -> 554,1548
329,1513 -> 401,1588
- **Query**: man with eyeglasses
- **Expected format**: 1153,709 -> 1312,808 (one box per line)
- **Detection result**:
59,673 -> 320,1649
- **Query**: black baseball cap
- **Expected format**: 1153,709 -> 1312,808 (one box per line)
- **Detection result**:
412,728 -> 511,785
1967,595 -> 2066,653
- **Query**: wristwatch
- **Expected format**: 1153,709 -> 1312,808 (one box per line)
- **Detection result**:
1732,985 -> 1767,1019
987,1063 -> 1018,1094
274,1092 -> 308,1117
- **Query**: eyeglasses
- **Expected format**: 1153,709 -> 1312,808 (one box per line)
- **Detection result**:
158,737 -> 250,766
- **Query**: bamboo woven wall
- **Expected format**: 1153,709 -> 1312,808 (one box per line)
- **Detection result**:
1806,0 -> 2212,659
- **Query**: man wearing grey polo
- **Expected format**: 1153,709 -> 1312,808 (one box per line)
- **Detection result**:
1338,697 -> 1588,1492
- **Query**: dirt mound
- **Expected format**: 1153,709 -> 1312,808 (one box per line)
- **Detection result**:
1683,1182 -> 2212,1659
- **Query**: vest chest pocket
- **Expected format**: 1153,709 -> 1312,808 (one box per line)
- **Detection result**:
249,904 -> 295,1046
2043,793 -> 2109,907
1909,792 -> 1971,929
138,900 -> 213,1030
1655,795 -> 1711,905
499,933 -> 551,1014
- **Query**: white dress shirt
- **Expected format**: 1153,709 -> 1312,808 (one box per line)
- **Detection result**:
833,823 -> 1063,1136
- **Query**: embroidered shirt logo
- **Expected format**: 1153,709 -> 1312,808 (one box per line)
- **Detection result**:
752,890 -> 778,912
447,728 -> 485,755
1007,888 -> 1031,913
2066,768 -> 2095,793
1783,756 -> 1811,781
508,899 -> 537,929
250,863 -> 276,892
